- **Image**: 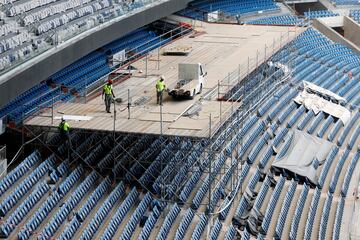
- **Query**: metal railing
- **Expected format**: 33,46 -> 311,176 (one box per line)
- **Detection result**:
207,24 -> 305,139
76,24 -> 193,103
7,24 -> 192,124
0,145 -> 5,160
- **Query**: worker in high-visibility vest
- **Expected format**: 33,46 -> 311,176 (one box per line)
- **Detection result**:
156,76 -> 166,105
58,117 -> 70,140
102,80 -> 116,113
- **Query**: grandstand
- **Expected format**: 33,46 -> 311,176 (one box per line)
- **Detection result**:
0,0 -> 359,240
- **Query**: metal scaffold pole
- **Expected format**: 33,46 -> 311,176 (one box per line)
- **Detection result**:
160,104 -> 163,135
207,113 -> 212,239
127,89 -> 131,119
145,53 -> 148,78
157,39 -> 161,70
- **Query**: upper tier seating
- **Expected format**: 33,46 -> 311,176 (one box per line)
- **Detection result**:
177,0 -> 279,20
0,0 -> 161,73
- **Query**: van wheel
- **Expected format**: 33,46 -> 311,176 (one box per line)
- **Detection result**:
199,84 -> 203,93
190,89 -> 196,99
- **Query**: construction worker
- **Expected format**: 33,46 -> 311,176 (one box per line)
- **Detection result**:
156,76 -> 165,105
102,80 -> 115,113
58,117 -> 70,140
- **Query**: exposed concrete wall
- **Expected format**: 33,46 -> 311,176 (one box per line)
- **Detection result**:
318,16 -> 343,28
344,17 -> 360,48
0,0 -> 192,108
313,18 -> 360,55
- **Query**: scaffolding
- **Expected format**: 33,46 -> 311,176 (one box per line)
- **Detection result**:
15,20 -> 307,239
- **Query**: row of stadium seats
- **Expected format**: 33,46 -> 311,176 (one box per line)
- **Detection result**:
341,151 -> 360,196
36,0 -> 112,35
58,177 -> 110,240
350,9 -> 360,23
18,163 -> 84,239
174,208 -> 195,240
77,177 -> 110,221
20,0 -> 93,25
39,171 -> 98,239
156,203 -> 181,240
192,213 -> 207,239
246,14 -> 303,26
138,206 -> 161,240
261,176 -> 285,234
153,139 -> 193,194
318,192 -> 333,239
0,21 -> 18,37
0,150 -> 40,196
0,182 -> 49,237
80,182 -> 125,239
123,135 -> 159,180
100,187 -> 139,239
0,31 -> 30,54
209,219 -> 222,240
177,0 -> 279,20
97,135 -> 131,169
138,139 -> 179,187
304,10 -> 339,19
7,0 -> 58,17
289,183 -> 309,240
333,0 -> 360,5
274,180 -> 297,239
0,155 -> 54,217
118,192 -> 152,240
303,188 -> 321,240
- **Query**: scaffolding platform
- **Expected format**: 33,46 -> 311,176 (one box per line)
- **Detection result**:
24,23 -> 301,138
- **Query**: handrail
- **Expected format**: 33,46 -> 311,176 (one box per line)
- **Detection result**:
0,145 -> 5,160
205,24 -> 305,139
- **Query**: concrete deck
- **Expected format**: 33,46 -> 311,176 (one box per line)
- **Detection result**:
24,22 -> 301,138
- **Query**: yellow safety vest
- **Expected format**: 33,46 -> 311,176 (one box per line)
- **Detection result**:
156,80 -> 165,92
103,84 -> 112,95
59,122 -> 70,132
